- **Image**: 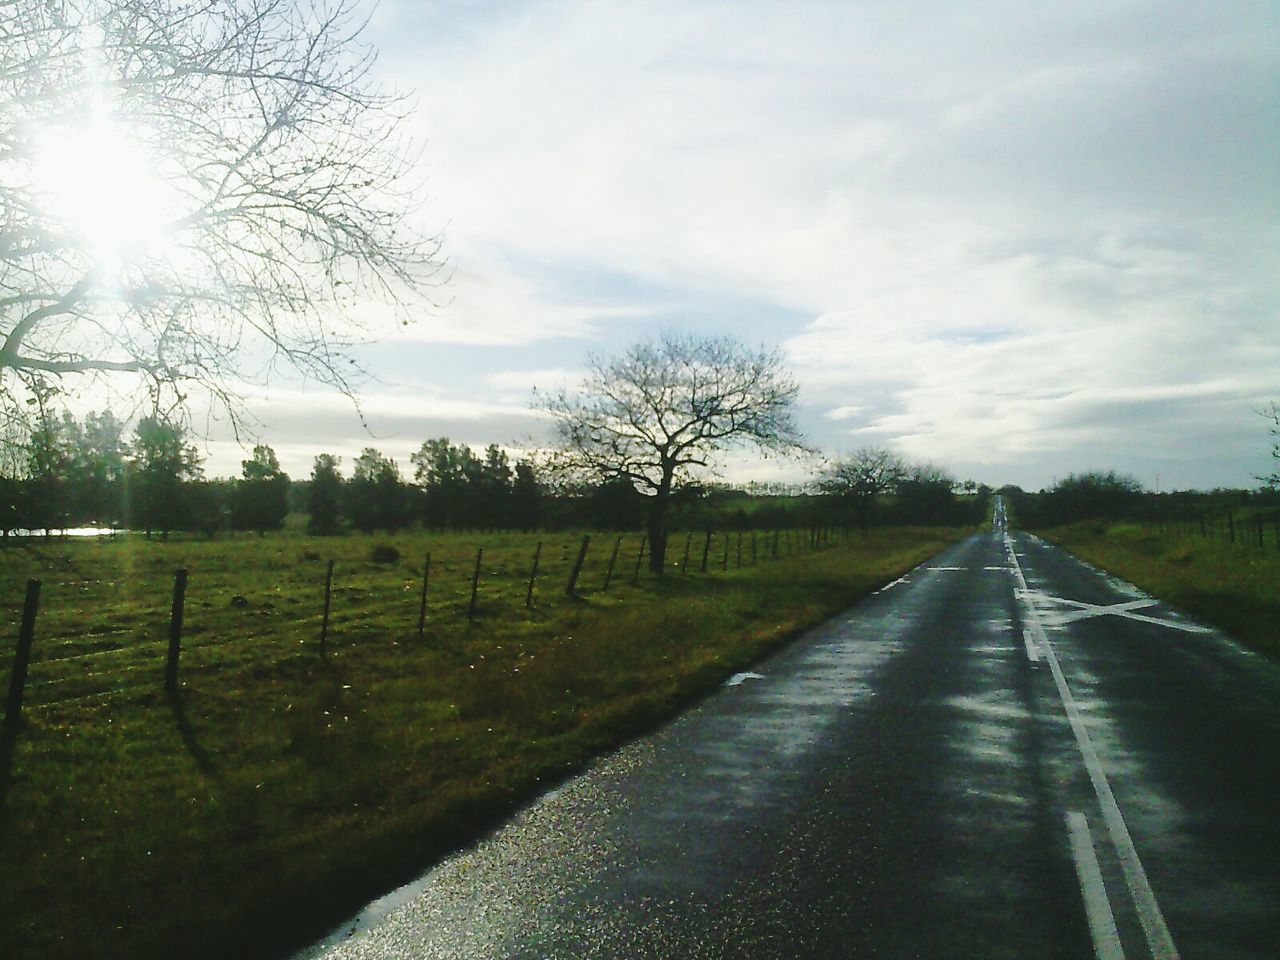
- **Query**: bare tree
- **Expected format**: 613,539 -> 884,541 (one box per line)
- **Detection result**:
818,446 -> 907,531
539,332 -> 807,572
1262,402 -> 1279,489
1,0 -> 443,444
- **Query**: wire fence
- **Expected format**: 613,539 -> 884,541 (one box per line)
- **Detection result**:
1144,507 -> 1280,552
2,525 -> 846,719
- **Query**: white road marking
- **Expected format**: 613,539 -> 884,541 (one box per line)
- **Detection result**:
1067,811 -> 1126,960
926,566 -> 967,571
1022,627 -> 1042,663
1005,533 -> 1180,960
1019,591 -> 1213,634
724,672 -> 765,687
875,575 -> 911,594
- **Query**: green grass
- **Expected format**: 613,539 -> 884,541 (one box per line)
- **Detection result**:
0,525 -> 964,960
1037,521 -> 1280,658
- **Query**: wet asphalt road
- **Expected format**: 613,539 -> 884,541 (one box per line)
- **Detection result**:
296,506 -> 1280,959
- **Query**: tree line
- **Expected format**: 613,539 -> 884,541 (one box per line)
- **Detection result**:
0,406 -> 291,538
817,446 -> 990,529
1002,470 -> 1280,528
1,409 -> 996,541
305,440 -> 542,536
0,406 -> 548,539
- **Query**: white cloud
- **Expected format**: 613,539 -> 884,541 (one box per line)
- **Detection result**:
483,367 -> 581,392
344,1 -> 1280,488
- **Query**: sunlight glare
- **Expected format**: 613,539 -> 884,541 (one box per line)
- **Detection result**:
33,116 -> 179,268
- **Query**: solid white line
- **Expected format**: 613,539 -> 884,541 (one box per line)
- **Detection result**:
1067,811 -> 1126,960
1005,534 -> 1180,960
1022,627 -> 1042,663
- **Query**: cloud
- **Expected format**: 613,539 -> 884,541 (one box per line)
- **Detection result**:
341,1 -> 1280,488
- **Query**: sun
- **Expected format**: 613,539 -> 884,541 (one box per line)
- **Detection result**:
32,114 -> 180,268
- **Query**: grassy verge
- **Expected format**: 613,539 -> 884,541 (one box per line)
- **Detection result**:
0,526 -> 964,960
1037,521 -> 1280,658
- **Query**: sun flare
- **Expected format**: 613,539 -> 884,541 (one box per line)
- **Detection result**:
33,116 -> 179,267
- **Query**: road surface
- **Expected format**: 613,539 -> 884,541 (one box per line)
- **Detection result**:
295,503 -> 1280,959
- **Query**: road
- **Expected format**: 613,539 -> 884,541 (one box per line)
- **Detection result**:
295,502 -> 1280,959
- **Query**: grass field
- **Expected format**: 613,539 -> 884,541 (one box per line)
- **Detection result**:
0,524 -> 964,960
1038,521 -> 1280,659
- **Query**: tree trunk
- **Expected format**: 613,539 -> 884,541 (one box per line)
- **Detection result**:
647,488 -> 670,574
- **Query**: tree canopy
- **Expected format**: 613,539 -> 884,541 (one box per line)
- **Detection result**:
818,447 -> 906,529
539,332 -> 806,570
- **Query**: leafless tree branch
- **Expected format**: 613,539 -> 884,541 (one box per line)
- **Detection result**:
1,0 -> 445,445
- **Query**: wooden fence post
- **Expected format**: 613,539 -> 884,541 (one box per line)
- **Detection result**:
736,531 -> 743,568
632,536 -> 647,585
526,541 -> 542,607
468,546 -> 484,622
721,534 -> 729,571
603,535 -> 623,591
417,553 -> 431,636
4,579 -> 40,727
681,531 -> 693,575
320,560 -> 334,654
165,568 -> 188,696
751,531 -> 758,565
566,535 -> 591,596
700,530 -> 712,573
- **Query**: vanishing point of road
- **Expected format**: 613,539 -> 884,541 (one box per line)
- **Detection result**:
297,499 -> 1280,959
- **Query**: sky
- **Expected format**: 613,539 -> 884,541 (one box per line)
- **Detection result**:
209,0 -> 1279,492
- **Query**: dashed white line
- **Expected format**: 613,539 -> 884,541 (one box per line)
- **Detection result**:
1067,811 -> 1126,960
1022,627 -> 1042,664
1005,532 -> 1180,960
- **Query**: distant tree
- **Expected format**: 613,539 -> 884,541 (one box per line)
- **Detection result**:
411,438 -> 473,530
127,417 -> 202,539
69,411 -> 128,526
0,473 -> 19,536
819,447 -> 907,530
1046,471 -> 1143,523
22,402 -> 75,532
231,445 -> 291,535
477,444 -> 513,528
307,454 -> 344,535
590,476 -> 642,530
187,480 -> 230,538
347,448 -> 408,533
1262,402 -> 1280,489
539,333 -> 806,572
510,460 -> 543,530
894,463 -> 957,525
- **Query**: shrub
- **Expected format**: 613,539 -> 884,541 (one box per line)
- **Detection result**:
370,544 -> 401,563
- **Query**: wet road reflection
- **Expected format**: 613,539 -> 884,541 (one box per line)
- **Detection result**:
295,506 -> 1280,960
